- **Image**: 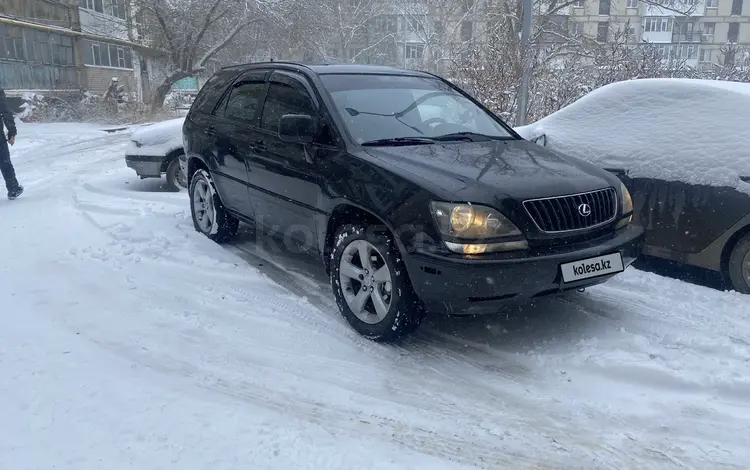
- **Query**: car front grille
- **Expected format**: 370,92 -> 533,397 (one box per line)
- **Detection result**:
523,187 -> 618,233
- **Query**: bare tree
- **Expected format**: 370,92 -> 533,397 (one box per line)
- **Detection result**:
393,0 -> 480,73
130,0 -> 283,109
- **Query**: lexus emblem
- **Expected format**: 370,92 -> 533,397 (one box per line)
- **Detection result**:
578,203 -> 592,217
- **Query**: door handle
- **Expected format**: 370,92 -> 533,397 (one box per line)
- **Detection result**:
204,127 -> 216,137
252,140 -> 267,152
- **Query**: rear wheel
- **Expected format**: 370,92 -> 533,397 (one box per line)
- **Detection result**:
728,233 -> 750,294
165,157 -> 185,191
330,224 -> 426,341
189,169 -> 238,242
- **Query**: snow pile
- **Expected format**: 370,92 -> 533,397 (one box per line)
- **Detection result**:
16,92 -> 44,121
516,79 -> 750,192
125,117 -> 185,157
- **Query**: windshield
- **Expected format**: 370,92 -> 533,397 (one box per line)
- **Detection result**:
320,74 -> 515,144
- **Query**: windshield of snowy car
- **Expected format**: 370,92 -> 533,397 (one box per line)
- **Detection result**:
320,74 -> 515,145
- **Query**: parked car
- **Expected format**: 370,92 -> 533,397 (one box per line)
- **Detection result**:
515,79 -> 750,294
183,62 -> 645,340
125,117 -> 187,190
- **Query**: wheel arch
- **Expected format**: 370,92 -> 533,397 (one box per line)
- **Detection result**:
159,147 -> 185,173
186,155 -> 210,187
721,222 -> 750,277
323,203 -> 405,274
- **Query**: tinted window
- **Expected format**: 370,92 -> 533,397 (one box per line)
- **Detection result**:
224,81 -> 266,124
261,82 -> 315,133
320,74 -> 514,144
191,71 -> 238,116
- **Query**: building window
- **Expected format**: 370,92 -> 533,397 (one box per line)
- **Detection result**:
599,0 -> 611,15
731,0 -> 743,14
679,43 -> 697,59
84,40 -> 133,68
597,22 -> 609,41
728,22 -> 739,41
706,0 -> 718,7
724,50 -> 735,65
627,0 -> 638,7
0,25 -> 25,61
110,0 -> 127,20
699,48 -> 710,62
405,44 -> 424,59
644,17 -> 673,32
81,0 -> 104,13
573,0 -> 584,6
702,22 -> 715,36
460,21 -> 473,41
570,21 -> 584,36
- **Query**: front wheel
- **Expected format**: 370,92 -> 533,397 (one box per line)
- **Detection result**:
330,224 -> 426,341
189,169 -> 238,242
728,233 -> 750,294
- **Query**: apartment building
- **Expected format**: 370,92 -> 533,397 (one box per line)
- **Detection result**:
0,0 -> 147,97
340,0 -> 480,73
77,0 -> 142,95
567,0 -> 750,67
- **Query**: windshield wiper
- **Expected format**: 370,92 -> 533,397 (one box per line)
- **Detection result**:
361,137 -> 436,147
431,132 -> 510,142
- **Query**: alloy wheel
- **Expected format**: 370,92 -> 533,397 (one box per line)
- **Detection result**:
192,178 -> 214,233
743,251 -> 750,287
339,239 -> 393,324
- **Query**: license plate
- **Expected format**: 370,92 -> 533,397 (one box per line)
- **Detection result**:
560,252 -> 624,283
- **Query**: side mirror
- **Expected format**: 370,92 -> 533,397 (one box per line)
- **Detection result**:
279,114 -> 315,144
530,134 -> 547,147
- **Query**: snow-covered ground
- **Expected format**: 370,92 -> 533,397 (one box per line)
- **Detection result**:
2,122 -> 750,470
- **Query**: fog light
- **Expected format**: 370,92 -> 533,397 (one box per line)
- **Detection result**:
445,240 -> 529,254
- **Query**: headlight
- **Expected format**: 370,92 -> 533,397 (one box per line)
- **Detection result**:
620,182 -> 633,215
616,182 -> 633,230
430,202 -> 528,254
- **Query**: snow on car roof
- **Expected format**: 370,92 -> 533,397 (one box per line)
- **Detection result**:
516,79 -> 750,192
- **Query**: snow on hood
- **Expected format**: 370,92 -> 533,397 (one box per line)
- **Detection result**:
131,117 -> 185,149
515,79 -> 750,192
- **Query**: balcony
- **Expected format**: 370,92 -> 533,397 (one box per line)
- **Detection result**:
672,31 -> 707,42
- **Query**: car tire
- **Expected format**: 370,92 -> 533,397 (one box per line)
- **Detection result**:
728,233 -> 750,294
165,157 -> 184,191
330,224 -> 426,341
189,169 -> 239,242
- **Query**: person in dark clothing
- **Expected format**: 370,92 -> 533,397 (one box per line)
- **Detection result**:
0,87 -> 22,199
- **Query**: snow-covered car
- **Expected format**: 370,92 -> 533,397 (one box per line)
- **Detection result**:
516,79 -> 750,293
125,117 -> 187,190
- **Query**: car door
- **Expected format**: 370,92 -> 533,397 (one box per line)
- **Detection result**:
246,70 -> 339,252
629,176 -> 750,254
209,70 -> 270,217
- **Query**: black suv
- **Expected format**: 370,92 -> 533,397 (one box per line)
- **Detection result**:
183,62 -> 645,341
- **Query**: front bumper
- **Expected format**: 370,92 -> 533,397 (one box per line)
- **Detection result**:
402,224 -> 646,315
125,155 -> 166,178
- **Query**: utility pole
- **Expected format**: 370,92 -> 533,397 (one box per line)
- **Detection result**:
515,0 -> 533,127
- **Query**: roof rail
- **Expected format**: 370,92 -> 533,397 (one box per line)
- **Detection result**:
220,61 -> 316,70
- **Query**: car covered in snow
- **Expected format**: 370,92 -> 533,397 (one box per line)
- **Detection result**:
125,117 -> 187,190
182,62 -> 645,341
516,79 -> 750,293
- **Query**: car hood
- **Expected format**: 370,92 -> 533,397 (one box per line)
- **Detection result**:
363,139 -> 617,201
